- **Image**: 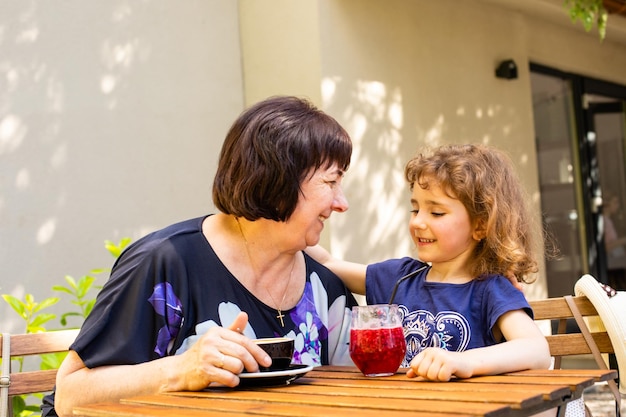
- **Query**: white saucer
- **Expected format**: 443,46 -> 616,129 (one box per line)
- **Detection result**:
238,364 -> 313,387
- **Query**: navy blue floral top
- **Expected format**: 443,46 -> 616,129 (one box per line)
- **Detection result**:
42,216 -> 356,416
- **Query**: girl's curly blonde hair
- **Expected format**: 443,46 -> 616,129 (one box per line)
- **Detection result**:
405,144 -> 541,284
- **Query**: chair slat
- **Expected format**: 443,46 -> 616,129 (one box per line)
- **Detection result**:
6,330 -> 79,357
530,296 -> 598,321
1,329 -> 79,399
8,369 -> 58,396
529,294 -> 615,362
544,333 -> 614,356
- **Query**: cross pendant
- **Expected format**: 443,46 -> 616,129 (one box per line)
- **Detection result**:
276,309 -> 285,327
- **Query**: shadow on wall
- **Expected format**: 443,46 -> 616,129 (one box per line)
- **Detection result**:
0,2 -> 153,331
1,1 -> 236,331
321,76 -> 533,264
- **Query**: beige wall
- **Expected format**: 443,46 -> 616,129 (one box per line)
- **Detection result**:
312,0 -> 626,301
239,0 -> 323,107
3,0 -> 626,331
314,0 -> 546,299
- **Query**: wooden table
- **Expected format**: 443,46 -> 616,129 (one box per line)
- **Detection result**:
73,366 -> 617,417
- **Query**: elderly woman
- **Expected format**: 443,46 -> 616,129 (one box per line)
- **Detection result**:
47,96 -> 357,417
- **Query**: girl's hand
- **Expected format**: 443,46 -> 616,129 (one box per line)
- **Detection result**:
405,347 -> 474,381
504,270 -> 524,292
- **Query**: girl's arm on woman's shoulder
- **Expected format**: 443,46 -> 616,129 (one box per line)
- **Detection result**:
305,245 -> 367,295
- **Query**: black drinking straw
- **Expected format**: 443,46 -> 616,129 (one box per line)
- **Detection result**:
388,265 -> 429,305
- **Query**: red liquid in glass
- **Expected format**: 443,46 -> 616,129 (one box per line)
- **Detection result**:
349,327 -> 406,376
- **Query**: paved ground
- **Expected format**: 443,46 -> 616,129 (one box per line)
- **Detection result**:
583,383 -> 624,417
561,356 -> 622,417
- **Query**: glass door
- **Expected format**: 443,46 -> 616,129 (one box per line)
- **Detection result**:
531,69 -> 585,297
585,93 -> 626,290
531,64 -> 626,294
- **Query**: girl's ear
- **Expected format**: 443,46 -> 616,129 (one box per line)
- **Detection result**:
472,220 -> 486,241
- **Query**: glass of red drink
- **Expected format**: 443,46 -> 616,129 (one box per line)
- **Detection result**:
349,304 -> 406,377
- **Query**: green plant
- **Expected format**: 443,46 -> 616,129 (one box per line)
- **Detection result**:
565,0 -> 609,39
1,294 -> 61,415
1,294 -> 59,334
1,237 -> 131,417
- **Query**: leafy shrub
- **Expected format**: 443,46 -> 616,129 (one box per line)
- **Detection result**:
1,238 -> 131,417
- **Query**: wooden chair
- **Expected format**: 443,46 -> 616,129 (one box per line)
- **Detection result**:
1,329 -> 79,417
529,293 -> 621,416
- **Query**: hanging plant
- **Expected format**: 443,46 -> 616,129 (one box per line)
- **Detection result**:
565,0 -> 609,39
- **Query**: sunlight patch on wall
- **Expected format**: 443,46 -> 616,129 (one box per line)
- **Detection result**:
99,38 -> 143,109
502,124 -> 512,136
112,3 -> 133,23
388,90 -> 403,130
50,142 -> 67,169
348,112 -> 367,159
327,78 -> 414,260
0,114 -> 26,155
16,27 -> 39,43
15,168 -> 30,189
103,41 -> 137,69
424,114 -> 444,148
356,80 -> 386,121
37,217 -> 57,245
47,77 -> 65,112
519,152 -> 529,166
321,76 -> 339,106
368,170 -> 408,242
6,68 -> 19,91
532,190 -> 541,205
100,74 -> 117,94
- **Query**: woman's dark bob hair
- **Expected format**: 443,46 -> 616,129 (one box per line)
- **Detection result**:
213,96 -> 352,221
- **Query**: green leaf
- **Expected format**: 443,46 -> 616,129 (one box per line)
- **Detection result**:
30,313 -> 57,328
76,276 -> 96,297
105,237 -> 132,258
84,299 -> 97,317
11,395 -> 26,414
564,0 -> 607,40
51,285 -> 73,294
2,294 -> 27,318
41,352 -> 69,370
60,312 -> 81,326
32,297 -> 60,313
63,275 -> 78,290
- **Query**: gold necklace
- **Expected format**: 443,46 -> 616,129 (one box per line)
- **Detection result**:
235,217 -> 296,327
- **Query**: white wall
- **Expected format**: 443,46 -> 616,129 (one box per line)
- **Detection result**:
0,1 -> 243,331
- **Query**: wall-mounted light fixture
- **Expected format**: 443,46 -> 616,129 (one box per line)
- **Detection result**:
495,59 -> 518,80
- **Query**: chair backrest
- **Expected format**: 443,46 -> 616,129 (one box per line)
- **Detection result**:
529,295 -> 614,361
529,294 -> 621,416
1,329 -> 79,417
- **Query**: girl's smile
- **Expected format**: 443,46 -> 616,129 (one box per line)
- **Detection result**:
409,180 -> 479,273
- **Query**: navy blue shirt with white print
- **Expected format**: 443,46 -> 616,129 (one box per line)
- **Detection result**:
366,257 -> 532,367
42,216 -> 356,416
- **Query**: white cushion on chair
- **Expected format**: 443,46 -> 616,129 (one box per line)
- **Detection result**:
574,274 -> 626,394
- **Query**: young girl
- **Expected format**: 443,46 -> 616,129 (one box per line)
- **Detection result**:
308,144 -> 551,382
